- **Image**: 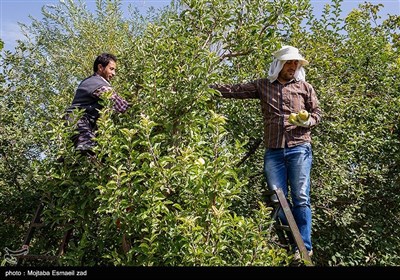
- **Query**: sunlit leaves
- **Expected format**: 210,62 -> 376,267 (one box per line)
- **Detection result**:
1,0 -> 400,266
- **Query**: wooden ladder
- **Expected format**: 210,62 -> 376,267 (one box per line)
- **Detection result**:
16,201 -> 73,266
265,188 -> 313,266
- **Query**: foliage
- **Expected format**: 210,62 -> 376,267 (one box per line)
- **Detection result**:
1,0 -> 399,266
300,0 -> 400,265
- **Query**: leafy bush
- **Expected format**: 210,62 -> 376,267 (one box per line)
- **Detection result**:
1,0 -> 399,266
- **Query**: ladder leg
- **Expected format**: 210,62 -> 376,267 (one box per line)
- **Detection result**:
275,188 -> 313,266
17,202 -> 45,266
57,223 -> 74,256
22,202 -> 44,246
17,201 -> 74,265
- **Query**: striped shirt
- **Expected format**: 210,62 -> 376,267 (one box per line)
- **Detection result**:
93,75 -> 129,113
213,78 -> 322,148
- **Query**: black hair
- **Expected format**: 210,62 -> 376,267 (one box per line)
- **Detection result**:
93,53 -> 117,72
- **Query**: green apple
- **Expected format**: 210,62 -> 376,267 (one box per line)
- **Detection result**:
289,113 -> 298,124
298,110 -> 309,121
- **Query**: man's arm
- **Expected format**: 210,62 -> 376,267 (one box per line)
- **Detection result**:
289,86 -> 322,128
306,85 -> 322,128
93,85 -> 129,113
210,82 -> 259,99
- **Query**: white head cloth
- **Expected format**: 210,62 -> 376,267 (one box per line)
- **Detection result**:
267,46 -> 309,83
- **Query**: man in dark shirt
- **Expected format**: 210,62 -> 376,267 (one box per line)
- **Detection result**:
211,46 -> 322,259
66,53 -> 129,155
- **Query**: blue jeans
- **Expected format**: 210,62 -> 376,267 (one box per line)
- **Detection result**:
263,143 -> 313,251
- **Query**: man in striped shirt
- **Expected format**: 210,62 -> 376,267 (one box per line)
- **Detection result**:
66,53 -> 129,155
211,46 -> 322,259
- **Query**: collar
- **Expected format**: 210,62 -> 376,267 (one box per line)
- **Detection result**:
94,73 -> 111,86
275,78 -> 296,85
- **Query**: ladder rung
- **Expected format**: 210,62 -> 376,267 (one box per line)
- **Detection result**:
17,255 -> 58,261
275,224 -> 290,231
30,223 -> 45,228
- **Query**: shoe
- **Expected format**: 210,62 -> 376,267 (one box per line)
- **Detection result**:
293,249 -> 313,261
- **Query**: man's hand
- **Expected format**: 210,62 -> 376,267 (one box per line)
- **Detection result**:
290,118 -> 311,127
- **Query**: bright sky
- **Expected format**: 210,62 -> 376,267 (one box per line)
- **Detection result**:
0,0 -> 399,51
